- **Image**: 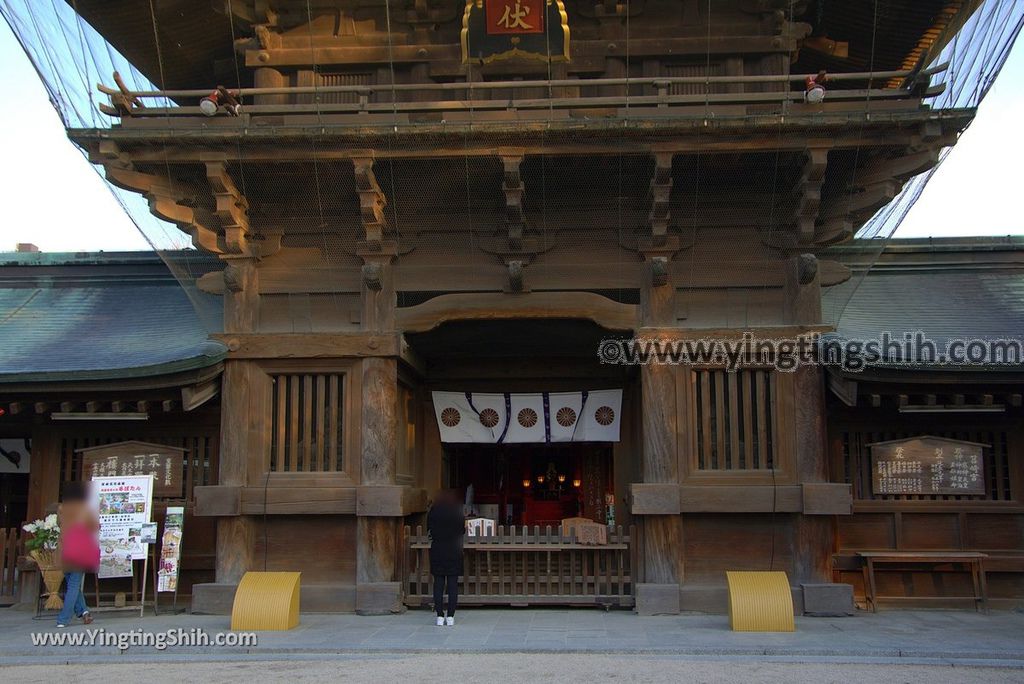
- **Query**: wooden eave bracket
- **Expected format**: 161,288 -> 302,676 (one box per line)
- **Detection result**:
182,377 -> 220,411
206,161 -> 254,255
649,153 -> 674,247
353,157 -> 389,249
500,152 -> 526,250
794,147 -> 828,244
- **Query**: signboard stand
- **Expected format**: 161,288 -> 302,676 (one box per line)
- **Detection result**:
155,504 -> 186,615
90,473 -> 156,615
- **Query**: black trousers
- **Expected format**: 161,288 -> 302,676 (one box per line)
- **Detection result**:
433,574 -> 459,617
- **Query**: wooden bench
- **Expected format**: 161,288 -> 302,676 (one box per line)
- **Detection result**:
858,551 -> 988,612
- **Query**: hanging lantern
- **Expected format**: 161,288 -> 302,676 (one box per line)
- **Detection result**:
537,474 -> 545,484
558,474 -> 566,483
572,479 -> 581,488
522,479 -> 531,488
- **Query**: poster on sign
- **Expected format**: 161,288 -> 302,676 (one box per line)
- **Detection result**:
157,506 -> 185,593
92,474 -> 154,570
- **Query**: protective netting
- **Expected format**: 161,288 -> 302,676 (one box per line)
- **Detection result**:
1,0 -> 1021,336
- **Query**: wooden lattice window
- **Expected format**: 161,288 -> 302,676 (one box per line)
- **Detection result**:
693,369 -> 776,471
315,72 -> 372,104
664,61 -> 725,96
270,373 -> 344,472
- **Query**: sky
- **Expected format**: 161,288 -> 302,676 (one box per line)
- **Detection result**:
0,19 -> 1021,252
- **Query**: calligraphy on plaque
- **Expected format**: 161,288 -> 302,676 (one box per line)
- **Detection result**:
869,436 -> 986,496
79,440 -> 185,498
462,0 -> 570,64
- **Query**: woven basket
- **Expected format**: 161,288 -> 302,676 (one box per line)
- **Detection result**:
30,550 -> 64,611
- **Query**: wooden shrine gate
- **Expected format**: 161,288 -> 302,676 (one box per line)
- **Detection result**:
402,525 -> 638,608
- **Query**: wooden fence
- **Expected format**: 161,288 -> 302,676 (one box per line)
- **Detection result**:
0,527 -> 23,606
403,525 -> 637,608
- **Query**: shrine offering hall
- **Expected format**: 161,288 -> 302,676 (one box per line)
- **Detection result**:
0,0 -> 1022,616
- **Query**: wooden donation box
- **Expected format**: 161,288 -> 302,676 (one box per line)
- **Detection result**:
868,436 -> 986,496
79,440 -> 185,498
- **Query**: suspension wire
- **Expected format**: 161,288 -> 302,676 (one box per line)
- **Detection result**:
382,0 -> 402,262
683,0 -> 713,319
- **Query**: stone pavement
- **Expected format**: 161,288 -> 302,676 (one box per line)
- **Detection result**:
1,606 -> 1022,665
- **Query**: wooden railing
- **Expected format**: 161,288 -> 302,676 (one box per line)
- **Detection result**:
403,524 -> 637,608
0,527 -> 24,606
98,64 -> 948,120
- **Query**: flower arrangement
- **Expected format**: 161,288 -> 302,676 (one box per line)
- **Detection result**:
23,514 -> 63,609
23,514 -> 60,552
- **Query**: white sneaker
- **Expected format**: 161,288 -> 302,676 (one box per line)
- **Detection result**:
436,616 -> 445,626
445,616 -> 455,626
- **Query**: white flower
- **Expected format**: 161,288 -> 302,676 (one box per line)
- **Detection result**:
43,514 -> 58,530
22,523 -> 37,533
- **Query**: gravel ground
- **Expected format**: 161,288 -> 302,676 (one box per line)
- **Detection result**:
3,655 -> 1023,684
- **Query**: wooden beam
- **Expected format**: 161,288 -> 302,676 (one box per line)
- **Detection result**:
243,35 -> 798,68
396,291 -> 639,333
214,333 -> 401,359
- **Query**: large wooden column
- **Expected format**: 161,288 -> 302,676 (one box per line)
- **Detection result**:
355,253 -> 403,614
793,364 -> 837,586
214,360 -> 270,585
632,257 -> 685,614
215,258 -> 263,588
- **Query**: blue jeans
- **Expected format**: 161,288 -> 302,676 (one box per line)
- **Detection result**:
56,572 -> 88,625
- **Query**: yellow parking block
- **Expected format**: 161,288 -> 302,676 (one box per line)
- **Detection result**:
231,571 -> 301,631
726,571 -> 795,632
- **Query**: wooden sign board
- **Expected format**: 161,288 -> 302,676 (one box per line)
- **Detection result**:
869,436 -> 986,496
79,441 -> 185,498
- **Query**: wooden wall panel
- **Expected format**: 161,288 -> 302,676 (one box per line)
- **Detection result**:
963,513 -> 1024,550
900,513 -> 960,549
252,515 -> 356,584
836,513 -> 896,550
682,513 -> 796,583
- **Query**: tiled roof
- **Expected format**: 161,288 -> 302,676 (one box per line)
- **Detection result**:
0,251 -> 224,382
823,237 -> 1024,367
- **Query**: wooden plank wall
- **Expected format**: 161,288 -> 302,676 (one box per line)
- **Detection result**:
829,416 -> 1024,602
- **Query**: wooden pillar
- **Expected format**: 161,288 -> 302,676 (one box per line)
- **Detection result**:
214,361 -> 269,584
793,364 -> 834,586
223,258 -> 259,334
26,427 -> 60,522
253,67 -> 287,106
356,257 -> 402,614
633,261 -> 685,614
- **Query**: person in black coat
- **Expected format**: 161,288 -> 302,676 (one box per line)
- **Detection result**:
427,489 -> 465,626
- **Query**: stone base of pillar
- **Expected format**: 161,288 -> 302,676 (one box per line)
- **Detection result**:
191,582 -> 239,615
635,583 -> 681,615
356,581 -> 404,615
